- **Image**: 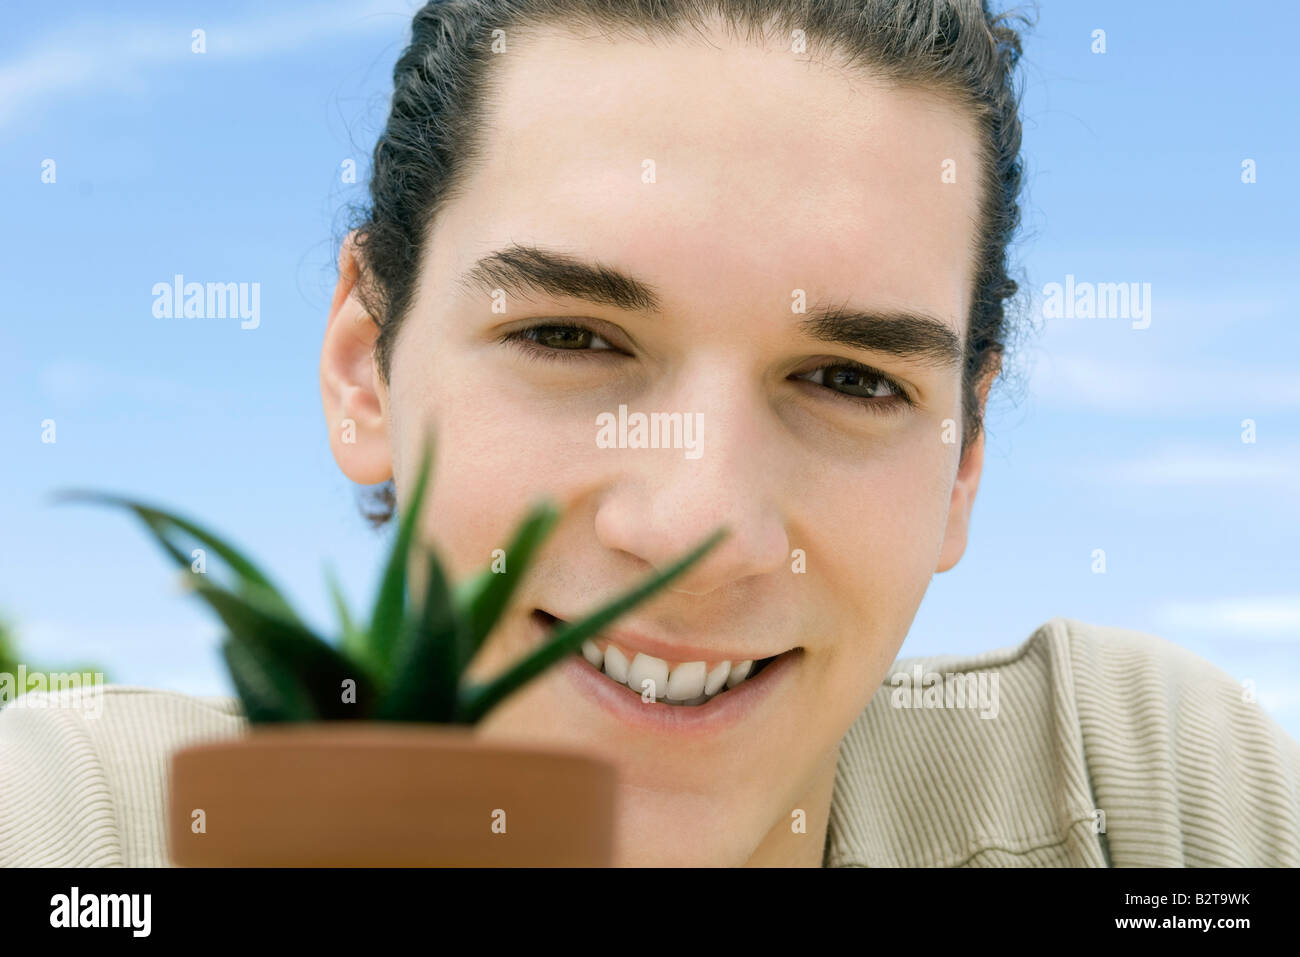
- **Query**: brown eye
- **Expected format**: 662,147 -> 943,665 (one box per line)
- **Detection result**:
790,361 -> 915,413
515,323 -> 616,352
533,325 -> 590,349
799,363 -> 901,399
811,364 -> 894,397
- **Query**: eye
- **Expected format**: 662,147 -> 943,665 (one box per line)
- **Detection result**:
500,321 -> 620,358
501,324 -> 911,412
793,361 -> 913,412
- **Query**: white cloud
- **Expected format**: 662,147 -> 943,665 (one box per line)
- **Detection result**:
1024,288 -> 1300,416
1154,597 -> 1300,640
1256,687 -> 1300,726
1029,353 -> 1300,415
0,0 -> 415,127
1098,447 -> 1299,486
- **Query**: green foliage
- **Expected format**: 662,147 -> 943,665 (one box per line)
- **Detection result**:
57,439 -> 726,725
0,619 -> 17,678
0,615 -> 111,703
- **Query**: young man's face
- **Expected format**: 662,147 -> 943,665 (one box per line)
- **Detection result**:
324,23 -> 988,866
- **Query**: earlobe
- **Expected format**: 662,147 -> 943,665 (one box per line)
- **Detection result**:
320,232 -> 393,485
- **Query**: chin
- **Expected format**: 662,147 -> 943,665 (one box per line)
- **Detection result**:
609,787 -> 759,867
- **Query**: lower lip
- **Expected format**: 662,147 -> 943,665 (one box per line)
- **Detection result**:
536,618 -> 802,738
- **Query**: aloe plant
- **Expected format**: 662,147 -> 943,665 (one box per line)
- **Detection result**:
57,439 -> 726,725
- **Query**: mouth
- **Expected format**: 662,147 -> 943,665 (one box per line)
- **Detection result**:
532,609 -> 795,708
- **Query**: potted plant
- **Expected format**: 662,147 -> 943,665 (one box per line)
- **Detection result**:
60,440 -> 725,866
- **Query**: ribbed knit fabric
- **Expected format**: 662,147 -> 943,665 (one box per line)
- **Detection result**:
824,617 -> 1300,866
2,616 -> 1297,867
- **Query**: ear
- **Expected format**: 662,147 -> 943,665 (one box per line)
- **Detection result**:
320,231 -> 393,485
935,362 -> 998,573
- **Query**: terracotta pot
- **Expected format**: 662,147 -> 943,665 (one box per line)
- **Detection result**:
168,723 -> 617,866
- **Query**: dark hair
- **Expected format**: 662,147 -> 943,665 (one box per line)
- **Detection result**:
351,0 -> 1029,524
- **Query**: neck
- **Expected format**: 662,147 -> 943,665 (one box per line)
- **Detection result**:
744,747 -> 839,867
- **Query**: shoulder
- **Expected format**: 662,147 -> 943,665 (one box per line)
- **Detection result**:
0,684 -> 246,867
1056,617 -> 1300,866
827,618 -> 1097,867
826,617 -> 1300,867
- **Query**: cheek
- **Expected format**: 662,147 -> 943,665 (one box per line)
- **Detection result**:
816,430 -> 955,648
805,442 -> 953,726
390,342 -> 582,585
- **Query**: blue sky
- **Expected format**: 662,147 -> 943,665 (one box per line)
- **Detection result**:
3,1 -> 1298,737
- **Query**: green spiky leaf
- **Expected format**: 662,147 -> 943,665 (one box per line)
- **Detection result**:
191,578 -> 375,720
220,633 -> 319,723
325,563 -> 365,663
367,435 -> 435,677
374,548 -> 462,723
458,499 -> 559,672
53,491 -> 300,624
455,526 -> 729,724
60,433 -> 731,729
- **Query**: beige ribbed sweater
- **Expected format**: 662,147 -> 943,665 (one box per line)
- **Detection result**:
2,616 -> 1297,866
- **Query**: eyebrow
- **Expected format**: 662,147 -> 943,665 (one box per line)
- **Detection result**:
460,243 -> 661,313
460,243 -> 963,369
798,302 -> 964,370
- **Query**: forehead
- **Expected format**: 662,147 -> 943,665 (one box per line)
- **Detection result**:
431,25 -> 982,340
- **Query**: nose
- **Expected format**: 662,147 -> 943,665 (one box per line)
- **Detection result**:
591,379 -> 790,596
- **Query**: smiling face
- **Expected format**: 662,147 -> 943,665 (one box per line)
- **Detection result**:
322,21 -> 990,866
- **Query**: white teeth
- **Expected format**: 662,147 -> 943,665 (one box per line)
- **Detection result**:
674,694 -> 710,706
573,632 -> 772,706
704,660 -> 731,696
725,660 -> 753,689
665,660 -> 706,700
603,644 -> 630,683
627,653 -> 670,700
